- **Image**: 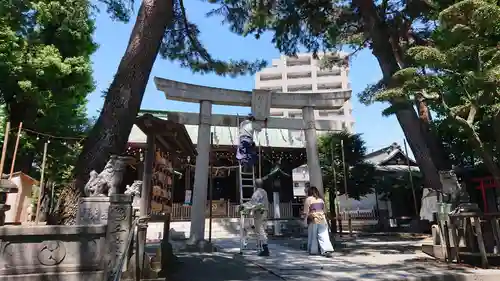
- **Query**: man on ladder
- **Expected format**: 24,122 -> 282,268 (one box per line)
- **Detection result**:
236,113 -> 270,256
236,113 -> 260,172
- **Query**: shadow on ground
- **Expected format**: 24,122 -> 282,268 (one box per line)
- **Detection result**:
353,232 -> 430,241
170,252 -> 283,281
210,236 -> 494,281
269,234 -> 426,256
238,250 -> 472,281
334,242 -> 421,256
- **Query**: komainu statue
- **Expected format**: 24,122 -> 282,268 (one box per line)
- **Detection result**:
125,180 -> 142,207
84,155 -> 133,197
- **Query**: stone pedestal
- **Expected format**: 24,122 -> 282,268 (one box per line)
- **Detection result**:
0,224 -> 107,281
104,194 -> 133,281
77,196 -> 110,225
0,178 -> 18,226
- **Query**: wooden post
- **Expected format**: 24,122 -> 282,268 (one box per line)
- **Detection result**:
491,217 -> 500,254
473,216 -> 489,268
235,160 -> 240,206
329,140 -> 338,234
403,139 -> 418,217
160,152 -> 175,277
0,122 -> 11,175
442,220 -> 452,263
340,139 -> 352,234
449,216 -> 461,262
258,138 -> 262,179
208,133 -> 214,243
50,182 -> 55,211
35,141 -> 48,224
8,122 -> 22,178
138,133 -> 155,278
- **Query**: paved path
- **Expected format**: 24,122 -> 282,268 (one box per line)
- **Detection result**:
170,252 -> 283,281
211,236 -> 500,281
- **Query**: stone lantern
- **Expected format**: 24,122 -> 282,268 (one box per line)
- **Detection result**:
0,177 -> 18,225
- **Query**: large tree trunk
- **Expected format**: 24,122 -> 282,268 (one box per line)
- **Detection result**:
74,0 -> 173,191
354,0 -> 444,192
54,0 -> 173,224
415,97 -> 449,170
395,107 -> 443,191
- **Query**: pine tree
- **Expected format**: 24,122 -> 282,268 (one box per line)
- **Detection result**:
375,0 -> 500,192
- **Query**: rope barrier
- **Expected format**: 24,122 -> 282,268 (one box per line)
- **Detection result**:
3,126 -> 85,144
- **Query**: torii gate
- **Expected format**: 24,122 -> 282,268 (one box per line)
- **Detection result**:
154,77 -> 351,244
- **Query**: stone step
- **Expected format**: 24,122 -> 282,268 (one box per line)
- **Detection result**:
152,218 -> 302,240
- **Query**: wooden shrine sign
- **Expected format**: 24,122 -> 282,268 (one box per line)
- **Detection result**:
251,89 -> 272,121
205,200 -> 228,217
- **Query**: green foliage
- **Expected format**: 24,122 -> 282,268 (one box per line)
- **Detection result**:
318,131 -> 377,199
206,0 -> 460,79
95,0 -> 267,76
431,118 -> 481,167
31,185 -> 40,206
94,0 -> 135,22
374,0 -> 500,168
319,132 -> 423,201
0,0 -> 95,183
160,0 -> 266,77
207,0 -> 362,59
375,0 -> 500,120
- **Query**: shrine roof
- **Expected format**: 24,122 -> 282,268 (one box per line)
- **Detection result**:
133,114 -> 197,157
364,142 -> 418,167
1,172 -> 39,185
128,112 -> 318,149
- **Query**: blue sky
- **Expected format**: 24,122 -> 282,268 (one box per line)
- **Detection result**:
88,1 -> 406,152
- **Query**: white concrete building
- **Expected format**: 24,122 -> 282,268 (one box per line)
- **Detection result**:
254,53 -> 353,195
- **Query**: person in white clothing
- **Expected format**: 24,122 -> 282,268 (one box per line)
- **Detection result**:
239,179 -> 270,256
303,186 -> 334,257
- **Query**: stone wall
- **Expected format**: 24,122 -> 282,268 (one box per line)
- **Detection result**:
0,224 -> 107,281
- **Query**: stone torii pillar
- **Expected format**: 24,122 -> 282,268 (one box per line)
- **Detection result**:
303,106 -> 324,195
189,100 -> 212,245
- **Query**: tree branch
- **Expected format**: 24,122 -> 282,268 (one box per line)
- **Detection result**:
178,0 -> 213,63
467,105 -> 477,125
347,39 -> 369,57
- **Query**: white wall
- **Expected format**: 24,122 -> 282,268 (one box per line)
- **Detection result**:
336,193 -> 390,212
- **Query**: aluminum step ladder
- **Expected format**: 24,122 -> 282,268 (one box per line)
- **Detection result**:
238,164 -> 261,254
